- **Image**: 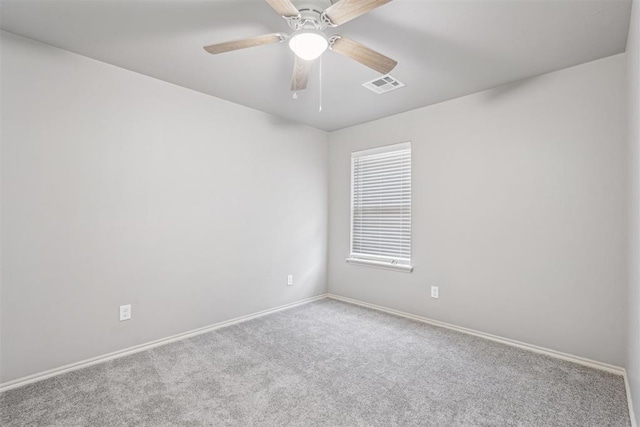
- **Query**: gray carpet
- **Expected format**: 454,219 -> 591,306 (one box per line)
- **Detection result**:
0,298 -> 631,426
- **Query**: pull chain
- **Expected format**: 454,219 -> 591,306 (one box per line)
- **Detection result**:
319,55 -> 323,112
292,36 -> 299,101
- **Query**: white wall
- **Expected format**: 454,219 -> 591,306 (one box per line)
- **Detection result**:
0,36 -> 3,381
627,0 -> 640,422
0,23 -> 632,385
328,54 -> 628,366
0,31 -> 328,383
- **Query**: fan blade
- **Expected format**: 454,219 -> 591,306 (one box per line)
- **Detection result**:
291,56 -> 312,91
265,0 -> 300,18
329,36 -> 397,74
204,33 -> 284,55
324,0 -> 393,26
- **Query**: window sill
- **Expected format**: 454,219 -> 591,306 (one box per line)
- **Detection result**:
345,257 -> 413,273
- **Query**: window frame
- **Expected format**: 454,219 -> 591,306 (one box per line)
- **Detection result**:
347,142 -> 413,273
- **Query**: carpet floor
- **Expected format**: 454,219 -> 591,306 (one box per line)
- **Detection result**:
0,298 -> 631,426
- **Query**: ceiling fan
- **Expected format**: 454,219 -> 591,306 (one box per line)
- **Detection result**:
203,0 -> 397,92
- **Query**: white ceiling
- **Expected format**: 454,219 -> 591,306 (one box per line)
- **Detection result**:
0,0 -> 632,131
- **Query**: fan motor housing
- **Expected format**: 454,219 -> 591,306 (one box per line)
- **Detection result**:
288,0 -> 333,30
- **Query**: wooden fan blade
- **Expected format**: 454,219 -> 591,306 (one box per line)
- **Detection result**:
291,56 -> 312,91
324,0 -> 393,26
204,33 -> 284,55
330,36 -> 397,74
265,0 -> 300,18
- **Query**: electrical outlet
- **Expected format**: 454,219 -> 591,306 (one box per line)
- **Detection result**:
431,286 -> 439,299
119,304 -> 131,321
287,275 -> 293,286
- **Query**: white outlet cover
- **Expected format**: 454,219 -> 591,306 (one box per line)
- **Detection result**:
287,275 -> 293,286
120,304 -> 131,321
431,286 -> 439,299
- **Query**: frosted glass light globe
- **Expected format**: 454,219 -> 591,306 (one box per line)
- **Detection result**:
289,31 -> 328,61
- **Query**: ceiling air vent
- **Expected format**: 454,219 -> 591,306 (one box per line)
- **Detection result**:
363,75 -> 405,94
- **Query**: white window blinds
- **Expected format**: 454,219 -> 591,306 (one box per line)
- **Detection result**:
349,142 -> 412,271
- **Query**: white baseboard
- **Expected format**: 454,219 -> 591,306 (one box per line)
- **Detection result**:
0,293 -> 328,393
3,291 -> 635,426
625,370 -> 638,427
330,292 -> 636,425
327,293 -> 625,376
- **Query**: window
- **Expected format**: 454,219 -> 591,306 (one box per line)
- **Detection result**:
347,142 -> 412,272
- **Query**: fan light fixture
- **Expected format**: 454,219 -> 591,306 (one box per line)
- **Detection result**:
203,0 -> 399,93
289,30 -> 328,61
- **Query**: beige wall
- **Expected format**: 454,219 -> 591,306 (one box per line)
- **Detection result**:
0,32 -> 328,382
328,54 -> 628,366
